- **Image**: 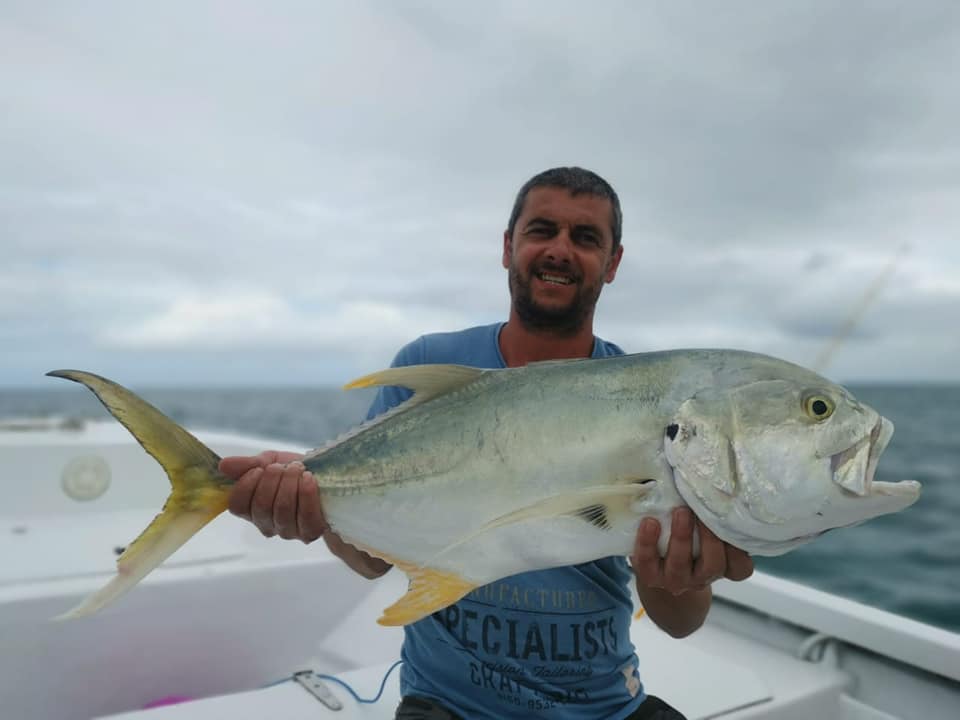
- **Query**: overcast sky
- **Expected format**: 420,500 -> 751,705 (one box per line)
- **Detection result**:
3,1 -> 959,388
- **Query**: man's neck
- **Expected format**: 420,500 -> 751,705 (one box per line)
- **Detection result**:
498,312 -> 596,368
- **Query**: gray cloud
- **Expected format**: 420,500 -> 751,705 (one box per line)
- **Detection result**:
2,1 -> 959,386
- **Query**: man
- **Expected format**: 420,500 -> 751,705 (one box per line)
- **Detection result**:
220,167 -> 754,719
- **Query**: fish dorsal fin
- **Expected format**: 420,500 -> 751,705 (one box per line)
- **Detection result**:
376,557 -> 477,626
303,365 -> 488,463
425,480 -> 657,565
344,364 -> 485,400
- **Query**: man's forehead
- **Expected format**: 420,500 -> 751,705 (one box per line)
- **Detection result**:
519,186 -> 612,227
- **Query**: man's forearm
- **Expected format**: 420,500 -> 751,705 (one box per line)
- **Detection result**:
323,532 -> 393,579
637,583 -> 712,638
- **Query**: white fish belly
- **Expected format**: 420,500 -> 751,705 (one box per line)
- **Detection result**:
326,485 -> 639,584
432,517 -> 638,583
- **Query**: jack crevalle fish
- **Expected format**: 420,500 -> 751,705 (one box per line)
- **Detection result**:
48,350 -> 920,625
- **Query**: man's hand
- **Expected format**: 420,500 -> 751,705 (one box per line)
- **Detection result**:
220,451 -> 392,579
633,507 -> 754,594
221,451 -> 327,543
630,507 -> 754,637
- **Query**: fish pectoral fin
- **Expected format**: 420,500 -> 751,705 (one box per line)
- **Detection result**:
343,364 -> 486,401
377,559 -> 477,626
427,481 -> 656,565
479,481 -> 655,532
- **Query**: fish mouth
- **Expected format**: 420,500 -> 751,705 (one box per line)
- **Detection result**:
830,417 -> 896,496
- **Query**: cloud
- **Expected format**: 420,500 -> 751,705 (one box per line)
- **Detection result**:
102,292 -> 469,354
2,1 -> 959,385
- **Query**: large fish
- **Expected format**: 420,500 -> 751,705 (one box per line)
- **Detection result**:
48,350 -> 920,625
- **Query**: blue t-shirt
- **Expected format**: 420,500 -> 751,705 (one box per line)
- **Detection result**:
366,323 -> 646,719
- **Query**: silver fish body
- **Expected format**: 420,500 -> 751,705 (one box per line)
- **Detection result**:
310,350 -> 919,596
47,350 -> 920,625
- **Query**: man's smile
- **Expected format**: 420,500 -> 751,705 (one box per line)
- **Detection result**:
534,269 -> 577,286
536,273 -> 573,285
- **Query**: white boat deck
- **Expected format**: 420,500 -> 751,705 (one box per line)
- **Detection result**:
3,419 -> 958,720
97,627 -> 783,720
90,569 -> 937,720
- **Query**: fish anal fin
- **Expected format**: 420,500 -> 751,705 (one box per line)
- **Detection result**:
375,556 -> 477,627
343,364 -> 485,401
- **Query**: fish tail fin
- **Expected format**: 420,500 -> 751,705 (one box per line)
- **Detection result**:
46,370 -> 232,620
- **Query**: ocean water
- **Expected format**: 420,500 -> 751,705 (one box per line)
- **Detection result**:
2,383 -> 957,634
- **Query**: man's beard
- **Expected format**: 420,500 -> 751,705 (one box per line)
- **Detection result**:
508,262 -> 604,337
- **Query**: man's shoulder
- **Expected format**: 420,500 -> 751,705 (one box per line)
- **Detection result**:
593,335 -> 626,358
393,323 -> 503,368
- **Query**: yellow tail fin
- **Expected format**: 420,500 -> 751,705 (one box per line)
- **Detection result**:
46,370 -> 232,620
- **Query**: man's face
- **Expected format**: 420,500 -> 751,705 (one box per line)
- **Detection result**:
503,186 -> 623,335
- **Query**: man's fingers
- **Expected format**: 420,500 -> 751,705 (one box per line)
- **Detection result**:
296,473 -> 328,544
220,455 -> 266,480
219,450 -> 304,480
663,508 -> 694,594
272,463 -> 303,540
274,451 -> 306,464
224,453 -> 314,541
692,521 -> 726,585
631,517 -> 663,585
250,464 -> 283,536
227,467 -> 262,520
725,547 -> 755,582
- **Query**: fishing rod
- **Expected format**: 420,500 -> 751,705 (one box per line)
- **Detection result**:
812,243 -> 910,374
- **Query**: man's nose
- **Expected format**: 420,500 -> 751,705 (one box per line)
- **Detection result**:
544,229 -> 574,263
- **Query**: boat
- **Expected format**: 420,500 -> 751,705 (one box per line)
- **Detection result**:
2,416 -> 958,719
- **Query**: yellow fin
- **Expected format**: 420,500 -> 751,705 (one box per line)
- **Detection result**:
46,370 -> 231,620
344,364 -> 485,400
47,370 -> 222,478
55,491 -> 228,620
375,556 -> 477,627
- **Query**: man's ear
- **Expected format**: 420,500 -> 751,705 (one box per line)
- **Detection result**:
605,244 -> 624,283
502,230 -> 512,269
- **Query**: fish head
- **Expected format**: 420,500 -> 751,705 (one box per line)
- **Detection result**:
662,373 -> 921,556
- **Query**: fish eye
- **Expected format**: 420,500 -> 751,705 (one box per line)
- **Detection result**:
803,393 -> 835,421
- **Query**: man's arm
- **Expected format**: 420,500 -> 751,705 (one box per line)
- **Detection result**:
221,451 -> 392,579
631,507 -> 754,638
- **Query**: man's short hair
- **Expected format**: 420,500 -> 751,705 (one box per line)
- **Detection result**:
506,167 -> 623,249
